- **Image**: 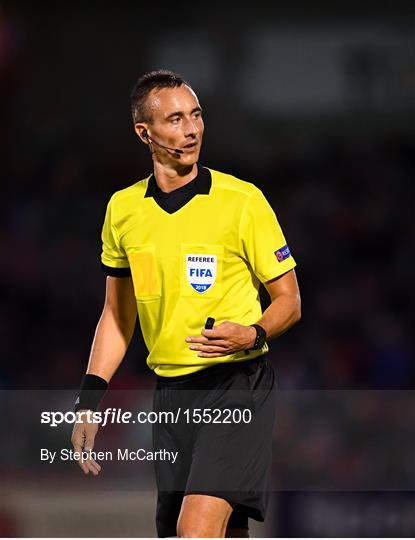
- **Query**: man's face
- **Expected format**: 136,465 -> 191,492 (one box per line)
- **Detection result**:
139,84 -> 204,166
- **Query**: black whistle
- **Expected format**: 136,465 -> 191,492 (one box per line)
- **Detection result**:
205,317 -> 215,329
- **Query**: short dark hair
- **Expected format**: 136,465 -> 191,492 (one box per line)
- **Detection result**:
130,69 -> 190,124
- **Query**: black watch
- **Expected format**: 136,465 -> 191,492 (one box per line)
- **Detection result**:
250,324 -> 267,349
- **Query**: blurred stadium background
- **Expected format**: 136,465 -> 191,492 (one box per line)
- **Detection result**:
0,1 -> 414,537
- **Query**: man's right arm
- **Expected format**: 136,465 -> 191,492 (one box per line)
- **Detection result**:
71,275 -> 137,475
86,275 -> 137,381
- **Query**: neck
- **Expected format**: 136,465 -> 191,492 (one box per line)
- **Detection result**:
153,161 -> 198,193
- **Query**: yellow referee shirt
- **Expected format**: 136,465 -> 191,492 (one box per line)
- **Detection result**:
101,166 -> 296,377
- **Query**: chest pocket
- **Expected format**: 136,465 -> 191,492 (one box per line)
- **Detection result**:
180,243 -> 224,299
128,245 -> 161,302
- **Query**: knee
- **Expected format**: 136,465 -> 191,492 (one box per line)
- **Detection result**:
177,517 -> 224,538
176,522 -> 201,538
176,518 -> 205,538
176,514 -> 194,537
176,495 -> 232,537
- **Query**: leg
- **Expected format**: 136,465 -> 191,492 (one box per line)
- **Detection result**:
156,491 -> 184,538
152,386 -> 193,537
177,494 -> 233,538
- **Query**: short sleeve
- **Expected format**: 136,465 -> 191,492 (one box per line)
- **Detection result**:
101,196 -> 131,277
239,188 -> 296,283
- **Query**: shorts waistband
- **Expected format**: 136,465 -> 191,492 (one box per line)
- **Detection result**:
155,354 -> 268,388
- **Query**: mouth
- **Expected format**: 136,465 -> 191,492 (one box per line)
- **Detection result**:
183,141 -> 198,150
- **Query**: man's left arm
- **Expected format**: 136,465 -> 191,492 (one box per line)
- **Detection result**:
186,269 -> 301,357
252,267 -> 301,340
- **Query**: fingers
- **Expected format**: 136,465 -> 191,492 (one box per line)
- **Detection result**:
190,346 -> 229,355
191,343 -> 230,356
186,335 -> 228,345
83,435 -> 98,475
82,454 -> 102,476
189,340 -> 228,349
196,351 -> 229,358
201,328 -> 226,339
186,321 -> 243,356
72,442 -> 89,474
72,442 -> 102,475
186,321 -> 234,343
186,335 -> 231,355
201,321 -> 233,337
186,336 -> 210,344
72,423 -> 101,476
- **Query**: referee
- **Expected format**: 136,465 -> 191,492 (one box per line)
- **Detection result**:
71,70 -> 301,538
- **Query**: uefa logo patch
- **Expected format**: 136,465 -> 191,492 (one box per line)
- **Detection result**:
275,244 -> 291,262
186,254 -> 217,293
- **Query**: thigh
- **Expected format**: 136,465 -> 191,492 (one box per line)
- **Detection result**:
156,490 -> 184,538
185,358 -> 277,521
153,387 -> 193,537
152,386 -> 194,491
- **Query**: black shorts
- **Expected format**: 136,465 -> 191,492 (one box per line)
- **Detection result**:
152,354 -> 277,537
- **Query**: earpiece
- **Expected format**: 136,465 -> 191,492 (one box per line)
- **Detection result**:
142,129 -> 149,140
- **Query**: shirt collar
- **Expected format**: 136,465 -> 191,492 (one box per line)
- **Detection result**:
144,165 -> 211,199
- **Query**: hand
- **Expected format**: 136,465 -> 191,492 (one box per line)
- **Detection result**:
185,321 -> 257,358
71,409 -> 101,476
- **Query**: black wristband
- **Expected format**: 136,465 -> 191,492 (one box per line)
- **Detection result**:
74,374 -> 108,412
250,324 -> 267,349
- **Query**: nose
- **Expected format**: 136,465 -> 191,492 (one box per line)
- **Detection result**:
183,117 -> 199,137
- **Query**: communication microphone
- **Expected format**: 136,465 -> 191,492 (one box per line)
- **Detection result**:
142,129 -> 184,155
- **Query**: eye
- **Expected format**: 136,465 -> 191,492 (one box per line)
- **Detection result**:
171,117 -> 180,124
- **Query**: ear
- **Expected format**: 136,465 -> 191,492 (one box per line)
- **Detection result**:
134,123 -> 150,144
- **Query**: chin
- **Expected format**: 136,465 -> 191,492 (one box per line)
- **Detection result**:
179,153 -> 199,166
